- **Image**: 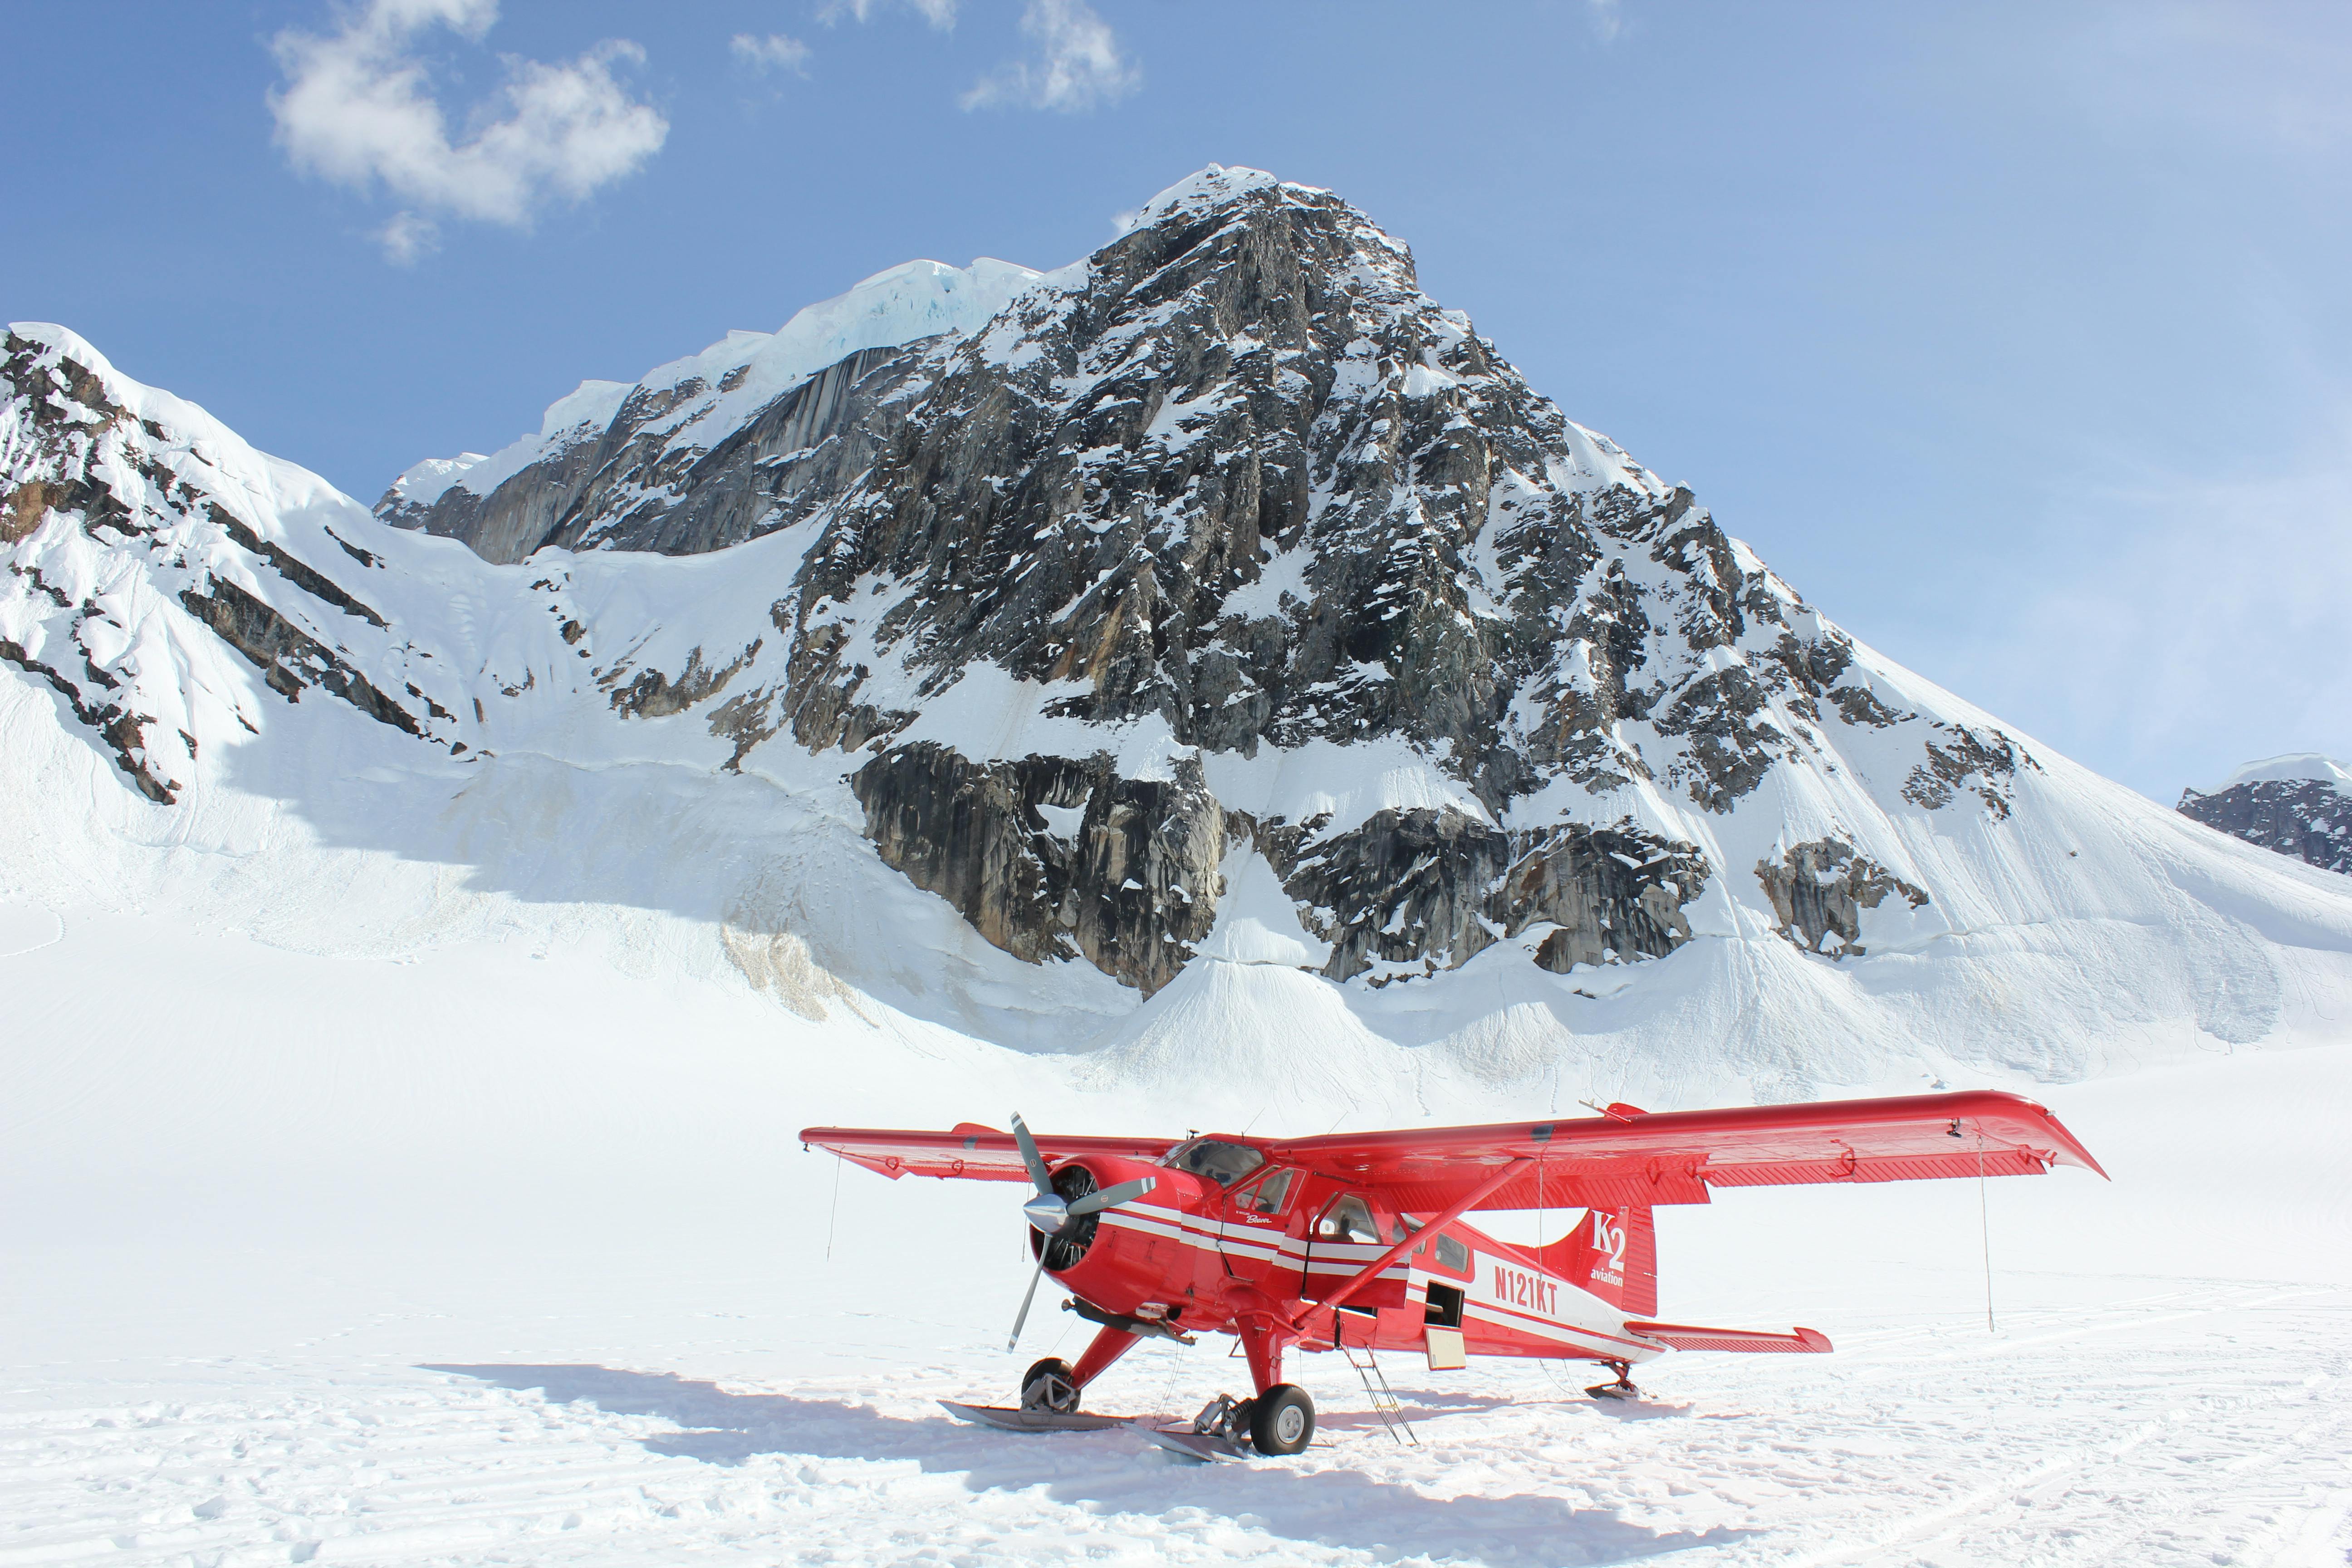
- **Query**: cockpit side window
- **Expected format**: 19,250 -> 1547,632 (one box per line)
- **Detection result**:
1313,1193 -> 1382,1244
1234,1168 -> 1296,1215
1160,1137 -> 1267,1186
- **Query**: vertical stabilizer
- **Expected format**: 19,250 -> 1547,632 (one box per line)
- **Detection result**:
1538,1206 -> 1658,1317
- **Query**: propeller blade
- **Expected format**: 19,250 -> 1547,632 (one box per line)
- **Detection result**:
1006,1254 -> 1046,1351
1009,1112 -> 1054,1196
1065,1176 -> 1156,1216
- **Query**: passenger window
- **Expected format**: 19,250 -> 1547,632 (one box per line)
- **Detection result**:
1434,1232 -> 1470,1272
1314,1194 -> 1382,1244
1237,1168 -> 1296,1215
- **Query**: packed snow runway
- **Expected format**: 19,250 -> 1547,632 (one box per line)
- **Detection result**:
4,1274 -> 2346,1565
5,916 -> 2349,1567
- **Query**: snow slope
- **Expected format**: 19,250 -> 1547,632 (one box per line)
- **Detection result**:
3,899 -> 2347,1567
2209,754 -> 2352,793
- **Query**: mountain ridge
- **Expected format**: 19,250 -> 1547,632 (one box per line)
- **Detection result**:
6,165 -> 2351,1102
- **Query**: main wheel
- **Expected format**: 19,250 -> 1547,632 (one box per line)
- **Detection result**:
1249,1383 -> 1314,1455
1020,1357 -> 1080,1413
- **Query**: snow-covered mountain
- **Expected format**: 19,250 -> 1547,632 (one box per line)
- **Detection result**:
7,166 -> 2351,1103
2180,755 -> 2352,875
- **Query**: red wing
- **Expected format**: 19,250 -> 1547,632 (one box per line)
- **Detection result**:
799,1123 -> 1178,1182
1262,1089 -> 2104,1213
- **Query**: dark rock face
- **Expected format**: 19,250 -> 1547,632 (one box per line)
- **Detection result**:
847,743 -> 1713,994
377,342 -> 943,565
1901,723 -> 2031,820
2180,776 -> 2352,875
178,580 -> 422,737
1755,838 -> 1930,956
1272,811 -> 1710,982
851,742 -> 1228,995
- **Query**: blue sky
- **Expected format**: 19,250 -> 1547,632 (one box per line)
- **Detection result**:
6,1 -> 2347,801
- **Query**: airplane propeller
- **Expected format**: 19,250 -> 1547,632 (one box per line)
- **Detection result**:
1005,1112 -> 1155,1350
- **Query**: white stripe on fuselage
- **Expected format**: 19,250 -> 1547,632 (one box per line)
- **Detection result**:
1091,1202 -> 1655,1359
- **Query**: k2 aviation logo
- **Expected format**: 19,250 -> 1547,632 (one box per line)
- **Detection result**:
1588,1210 -> 1627,1288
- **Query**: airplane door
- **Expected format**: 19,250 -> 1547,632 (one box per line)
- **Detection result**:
1216,1167 -> 1299,1284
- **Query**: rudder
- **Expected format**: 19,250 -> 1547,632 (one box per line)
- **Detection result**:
1538,1205 -> 1657,1318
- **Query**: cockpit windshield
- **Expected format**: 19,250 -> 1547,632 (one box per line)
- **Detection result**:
1159,1137 -> 1266,1186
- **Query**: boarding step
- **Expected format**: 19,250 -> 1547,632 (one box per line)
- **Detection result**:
1336,1323 -> 1418,1446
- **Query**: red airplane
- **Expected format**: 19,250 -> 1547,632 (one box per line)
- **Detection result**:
802,1089 -> 2104,1458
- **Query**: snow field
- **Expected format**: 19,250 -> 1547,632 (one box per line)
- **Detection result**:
4,905 -> 2348,1567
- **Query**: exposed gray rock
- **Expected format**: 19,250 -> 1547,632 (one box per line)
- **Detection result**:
1755,838 -> 1930,956
376,341 -> 943,565
2180,773 -> 2352,875
603,640 -> 762,719
1271,810 -> 1710,983
179,579 -> 422,737
1901,723 -> 2032,820
851,742 -> 1226,995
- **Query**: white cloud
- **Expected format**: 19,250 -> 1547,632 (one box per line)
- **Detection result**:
820,0 -> 959,28
961,0 -> 1139,113
268,0 -> 667,261
1586,0 -> 1624,43
730,32 -> 812,75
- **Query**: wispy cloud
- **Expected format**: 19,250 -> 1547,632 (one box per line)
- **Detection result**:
961,0 -> 1139,113
267,0 -> 667,265
730,32 -> 812,76
1586,0 -> 1624,43
375,209 -> 441,265
1930,421 -> 2352,798
820,0 -> 959,28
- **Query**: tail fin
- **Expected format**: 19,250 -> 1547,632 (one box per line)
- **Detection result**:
1538,1205 -> 1657,1317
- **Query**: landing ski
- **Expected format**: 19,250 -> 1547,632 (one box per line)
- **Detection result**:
1135,1425 -> 1255,1463
938,1401 -> 1132,1434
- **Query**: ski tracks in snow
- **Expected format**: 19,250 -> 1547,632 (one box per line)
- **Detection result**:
1,1279 -> 2346,1568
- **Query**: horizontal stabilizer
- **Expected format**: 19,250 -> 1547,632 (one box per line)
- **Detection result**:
1626,1320 -> 1833,1354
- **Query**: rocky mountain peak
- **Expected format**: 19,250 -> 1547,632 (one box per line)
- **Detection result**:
2180,755 -> 2352,875
5,168 -> 2053,1013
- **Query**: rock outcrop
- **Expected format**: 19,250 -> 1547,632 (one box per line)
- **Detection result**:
2180,757 -> 2352,876
1755,838 -> 1930,956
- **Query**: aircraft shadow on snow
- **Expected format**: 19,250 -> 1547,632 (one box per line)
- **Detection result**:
426,1363 -> 1748,1565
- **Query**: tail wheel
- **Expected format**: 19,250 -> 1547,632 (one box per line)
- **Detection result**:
1249,1383 -> 1314,1455
1020,1357 -> 1080,1413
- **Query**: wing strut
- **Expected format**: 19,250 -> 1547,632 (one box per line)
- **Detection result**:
1309,1158 -> 1533,1325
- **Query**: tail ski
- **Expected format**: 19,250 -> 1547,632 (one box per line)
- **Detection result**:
1539,1205 -> 1658,1317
